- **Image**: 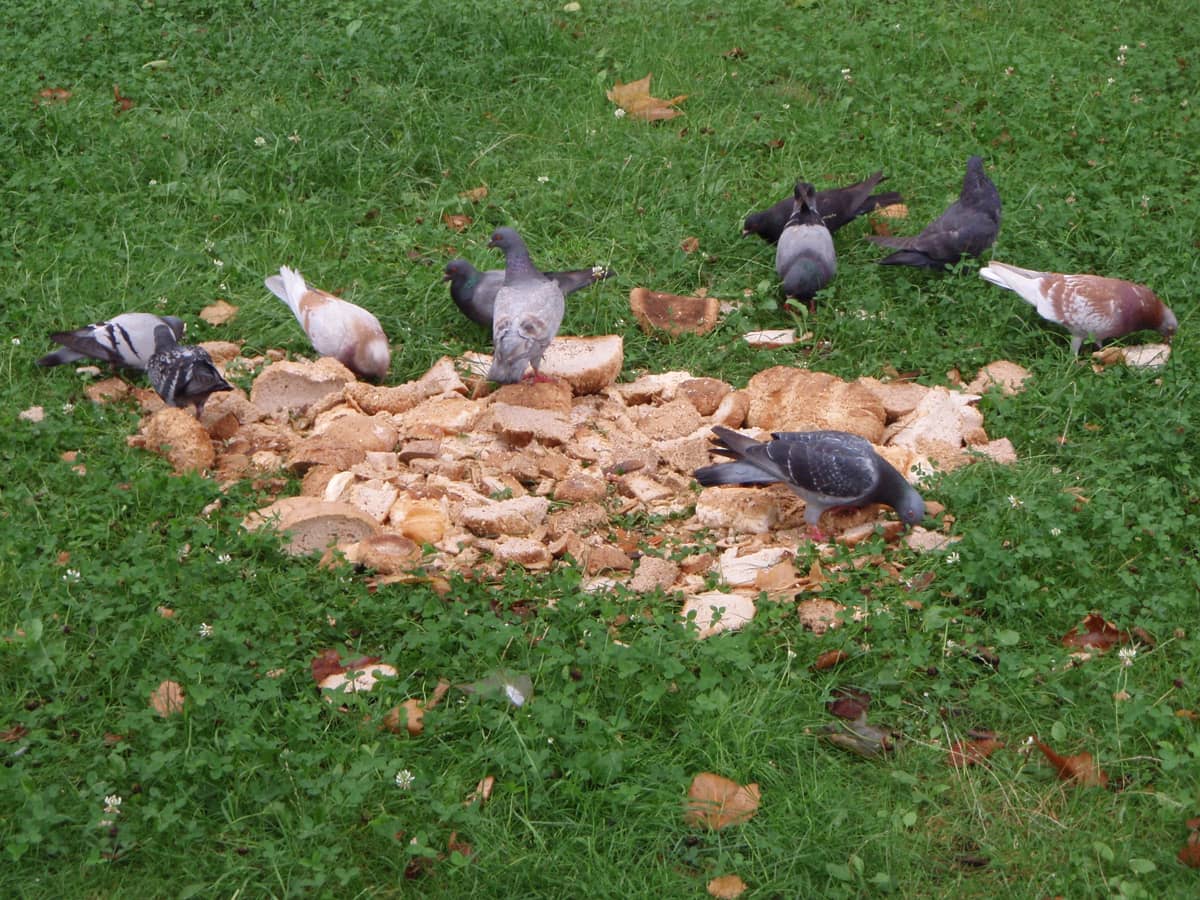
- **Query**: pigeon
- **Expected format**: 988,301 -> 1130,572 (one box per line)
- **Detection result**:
485,227 -> 566,384
264,265 -> 390,380
743,171 -> 904,243
36,313 -> 186,369
444,259 -> 615,329
147,344 -> 234,417
775,182 -> 837,311
979,261 -> 1178,354
867,155 -> 1001,269
694,426 -> 926,537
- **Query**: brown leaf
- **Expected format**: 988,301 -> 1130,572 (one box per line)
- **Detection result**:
112,84 -> 135,114
947,736 -> 1004,769
1061,613 -> 1131,652
35,87 -> 71,105
442,213 -> 472,232
606,73 -> 687,122
102,733 -> 126,746
199,300 -> 239,326
812,649 -> 849,672
1179,830 -> 1200,868
707,874 -> 748,899
1033,738 -> 1109,788
383,679 -> 450,736
721,47 -> 746,60
0,724 -> 29,742
827,686 -> 871,721
464,774 -> 496,807
310,648 -> 345,685
683,773 -> 760,829
765,138 -> 785,150
447,831 -> 473,859
458,186 -> 488,203
149,680 -> 185,717
680,236 -> 700,254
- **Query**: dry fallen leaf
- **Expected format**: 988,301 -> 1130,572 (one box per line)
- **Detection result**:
442,213 -> 472,232
606,73 -> 687,121
0,724 -> 29,742
684,773 -> 760,829
464,774 -> 496,807
707,874 -> 748,899
947,734 -> 1005,769
827,686 -> 871,721
383,679 -> 450,736
35,87 -> 71,106
150,680 -> 186,717
680,236 -> 700,254
458,185 -> 488,203
199,300 -> 239,326
113,84 -> 135,114
1061,613 -> 1131,653
1033,738 -> 1109,788
812,649 -> 849,672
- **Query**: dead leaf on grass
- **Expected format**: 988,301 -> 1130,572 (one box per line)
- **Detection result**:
442,213 -> 472,232
680,236 -> 700,254
113,84 -> 135,114
707,873 -> 748,898
0,724 -> 29,742
458,185 -> 488,203
150,680 -> 186,717
199,300 -> 239,326
464,774 -> 496,807
1061,613 -> 1131,653
383,679 -> 450,736
684,772 -> 760,829
811,649 -> 849,672
606,73 -> 687,121
1033,738 -> 1109,788
35,87 -> 71,106
826,686 -> 871,721
947,733 -> 1004,769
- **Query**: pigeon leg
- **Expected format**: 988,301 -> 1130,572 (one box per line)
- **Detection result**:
524,370 -> 557,384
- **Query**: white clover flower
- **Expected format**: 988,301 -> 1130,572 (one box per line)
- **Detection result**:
288,132 -> 301,143
1107,77 -> 1116,85
62,402 -> 75,414
841,67 -> 853,82
148,179 -> 158,186
786,648 -> 797,660
537,175 -> 550,183
1118,646 -> 1136,667
103,795 -> 122,817
254,136 -> 267,147
63,568 -> 81,582
1050,527 -> 1062,537
216,553 -> 231,565
155,296 -> 168,307
198,622 -> 214,638
212,258 -> 224,268
394,769 -> 415,789
613,107 -> 626,119
11,337 -> 20,346
1007,494 -> 1023,509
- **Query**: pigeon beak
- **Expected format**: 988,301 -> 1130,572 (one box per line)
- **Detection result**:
442,271 -> 452,282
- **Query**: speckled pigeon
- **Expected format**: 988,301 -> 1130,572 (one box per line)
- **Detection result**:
775,182 -> 837,311
485,227 -> 565,384
743,170 -> 903,243
979,260 -> 1177,354
147,344 -> 233,417
867,155 -> 1000,269
36,313 -> 185,369
693,426 -> 925,537
264,265 -> 390,380
444,258 -> 614,329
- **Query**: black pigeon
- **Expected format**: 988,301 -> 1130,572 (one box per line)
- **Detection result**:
37,313 -> 185,369
743,171 -> 903,243
693,426 -> 925,537
444,259 -> 614,329
775,182 -> 837,311
147,344 -> 233,417
867,155 -> 1001,269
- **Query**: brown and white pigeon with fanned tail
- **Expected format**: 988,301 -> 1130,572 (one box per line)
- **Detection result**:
694,426 -> 925,538
37,313 -> 185,369
979,261 -> 1177,354
775,181 -> 837,312
743,170 -> 903,243
444,258 -> 613,329
867,155 -> 1000,269
485,227 -> 565,384
147,344 -> 233,417
264,266 -> 390,380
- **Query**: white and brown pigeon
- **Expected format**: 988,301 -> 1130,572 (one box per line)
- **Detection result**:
694,426 -> 925,538
979,261 -> 1178,354
485,227 -> 565,384
37,313 -> 185,369
743,170 -> 903,243
444,258 -> 614,329
867,155 -> 1000,269
264,266 -> 390,381
775,181 -> 837,312
147,344 -> 233,418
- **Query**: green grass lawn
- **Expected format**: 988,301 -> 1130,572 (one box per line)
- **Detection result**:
3,0 -> 1199,896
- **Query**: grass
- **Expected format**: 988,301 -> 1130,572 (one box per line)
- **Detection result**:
2,0 -> 1199,896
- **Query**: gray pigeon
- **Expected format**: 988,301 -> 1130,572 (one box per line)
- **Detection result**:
775,182 -> 837,312
444,259 -> 615,329
743,171 -> 903,243
867,155 -> 1000,269
147,344 -> 233,417
485,228 -> 565,384
693,426 -> 925,536
37,313 -> 185,369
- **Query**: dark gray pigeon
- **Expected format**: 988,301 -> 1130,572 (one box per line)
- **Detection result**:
147,344 -> 233,417
867,155 -> 1000,269
485,228 -> 565,384
444,259 -> 615,329
743,171 -> 903,243
37,313 -> 185,369
693,426 -> 926,537
775,182 -> 837,312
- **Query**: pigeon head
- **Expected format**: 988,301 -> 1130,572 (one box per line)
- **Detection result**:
895,490 -> 926,527
151,322 -> 181,355
793,181 -> 817,211
163,316 -> 187,341
443,258 -> 476,283
742,210 -> 769,237
488,227 -> 524,253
